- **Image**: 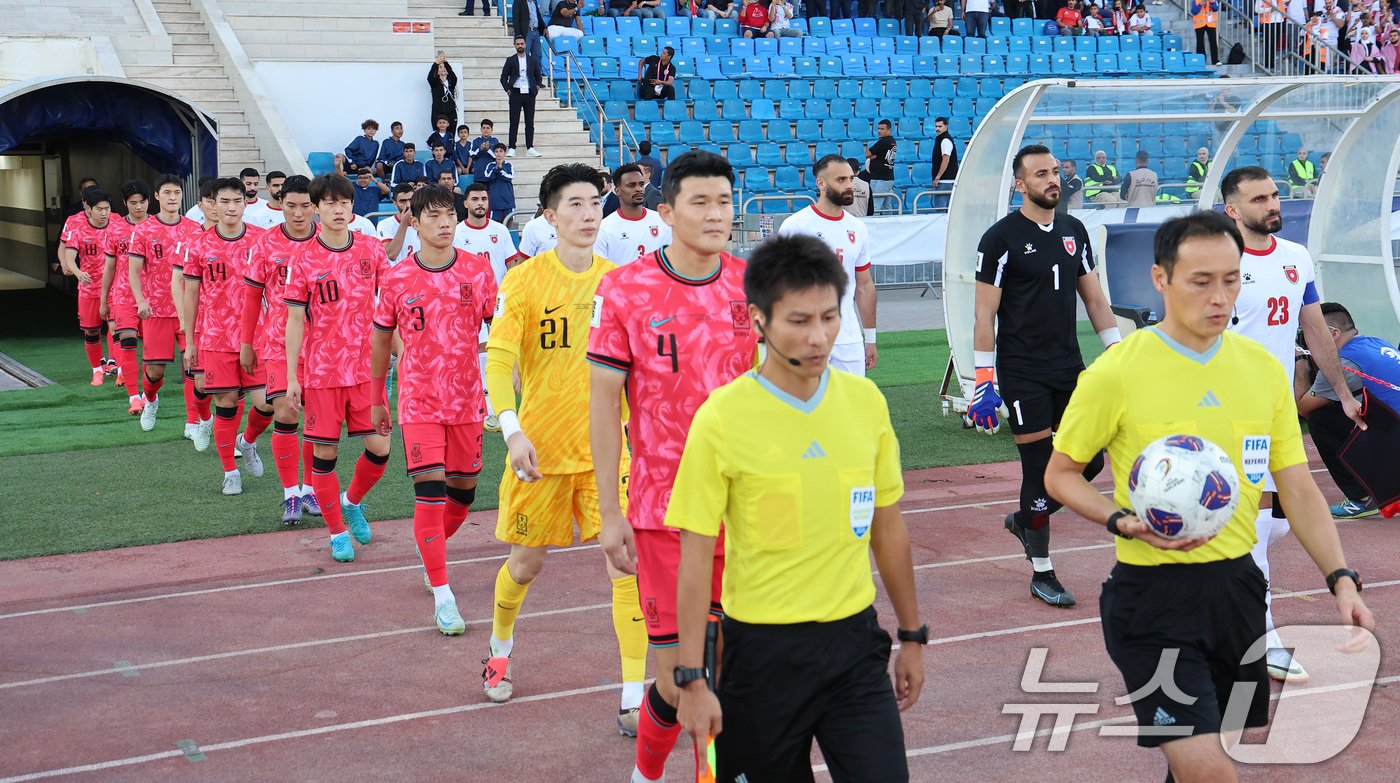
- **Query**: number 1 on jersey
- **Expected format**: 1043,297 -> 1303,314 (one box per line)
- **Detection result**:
1051,264 -> 1060,291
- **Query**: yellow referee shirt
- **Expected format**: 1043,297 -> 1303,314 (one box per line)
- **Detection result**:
664,369 -> 905,624
485,250 -> 617,474
1055,328 -> 1307,566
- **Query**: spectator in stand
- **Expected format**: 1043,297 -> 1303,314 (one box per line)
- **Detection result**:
435,170 -> 469,222
1319,151 -> 1330,180
1109,0 -> 1131,33
1057,0 -> 1085,34
928,0 -> 954,36
845,157 -> 871,217
694,0 -> 739,20
1353,27 -> 1388,70
639,162 -> 664,210
1084,5 -> 1106,35
481,144 -> 516,223
459,0 -> 491,15
467,120 -> 501,180
1119,150 -> 1159,207
1084,149 -> 1123,205
344,120 -> 380,175
609,0 -> 664,18
636,141 -> 664,187
931,116 -> 959,207
637,47 -> 677,100
425,142 -> 457,183
770,0 -> 803,37
454,124 -> 474,175
1258,0 -> 1287,68
500,35 -> 544,158
391,143 -> 427,187
512,0 -> 549,64
428,52 -> 459,128
547,0 -> 585,39
859,0 -> 879,19
1185,146 -> 1210,200
1056,160 -> 1085,214
426,117 -> 454,152
865,119 -> 898,211
1191,0 -> 1222,65
353,170 -> 388,217
1289,147 -> 1318,197
740,0 -> 773,37
1382,28 -> 1400,72
376,121 -> 406,179
964,0 -> 991,38
1129,4 -> 1153,33
602,171 -> 620,217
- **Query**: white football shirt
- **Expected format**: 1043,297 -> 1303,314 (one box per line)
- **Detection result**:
518,214 -> 558,258
377,214 -> 421,266
594,208 -> 672,267
348,214 -> 379,238
453,219 -> 518,283
1230,234 -> 1320,387
777,204 -> 872,347
243,201 -> 286,230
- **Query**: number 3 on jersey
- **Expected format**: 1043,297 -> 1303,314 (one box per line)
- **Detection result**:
1267,296 -> 1290,326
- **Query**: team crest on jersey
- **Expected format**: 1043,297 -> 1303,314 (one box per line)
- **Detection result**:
1023,243 -> 1036,254
1062,237 -> 1077,255
460,282 -> 474,306
729,300 -> 751,331
358,258 -> 373,278
490,234 -> 498,244
847,230 -> 856,244
1284,265 -> 1298,284
650,226 -> 659,237
409,443 -> 422,462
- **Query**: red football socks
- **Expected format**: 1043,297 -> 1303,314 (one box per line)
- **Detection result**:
116,340 -> 140,396
213,406 -> 239,471
635,684 -> 682,781
444,486 -> 474,537
242,406 -> 274,444
271,422 -> 300,489
84,339 -> 104,369
301,438 -> 313,486
142,370 -> 164,403
345,451 -> 388,506
414,482 -> 449,586
311,459 -> 345,534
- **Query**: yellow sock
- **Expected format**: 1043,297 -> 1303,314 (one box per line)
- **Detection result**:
492,562 -> 532,642
611,575 -> 648,685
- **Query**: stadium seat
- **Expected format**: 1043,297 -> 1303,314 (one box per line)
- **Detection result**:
581,36 -> 606,57
820,57 -> 844,76
872,38 -> 894,57
634,36 -> 658,57
1119,37 -> 1141,55
681,36 -> 704,56
714,81 -> 739,101
874,97 -> 899,118
909,80 -> 933,99
796,119 -> 822,140
1096,52 -> 1118,72
855,97 -> 878,117
832,79 -> 857,100
830,99 -> 854,119
865,56 -> 889,76
695,56 -> 721,79
951,97 -> 974,117
803,38 -> 827,55
616,16 -> 641,36
742,168 -> 774,194
1029,53 -> 1051,75
894,36 -> 918,55
832,18 -> 854,36
787,143 -> 814,167
755,38 -> 779,57
898,117 -> 922,138
722,99 -> 749,121
795,57 -> 820,77
649,122 -> 678,146
1141,52 -> 1163,71
848,118 -> 873,139
1139,35 -> 1162,52
805,98 -> 828,118
1032,35 -> 1051,52
692,18 -> 715,35
914,55 -> 937,75
731,38 -> 755,58
984,55 -> 1007,74
714,19 -> 738,36
1051,54 -> 1073,74
1183,53 -> 1208,72
635,100 -> 663,123
1012,17 -> 1035,36
1119,53 -> 1141,70
786,80 -> 813,101
965,37 -> 987,56
990,15 -> 1011,35
750,99 -> 777,121
903,97 -> 927,118
595,57 -> 622,78
809,17 -> 832,37
919,36 -> 941,55
737,120 -> 766,143
813,141 -> 839,160
745,56 -> 773,78
1163,51 -> 1187,73
936,55 -> 959,75
771,56 -> 795,77
878,17 -> 901,37
603,36 -> 628,56
774,166 -> 803,193
727,144 -> 755,168
780,37 -> 803,56
1164,33 -> 1184,51
755,142 -> 785,167
1009,35 -> 1031,54
693,99 -> 720,122
720,56 -> 744,78
942,35 -> 963,55
667,17 -> 690,36
767,122 -> 794,143
551,36 -> 579,55
932,79 -> 955,98
678,120 -> 708,145
1072,53 -> 1093,73
893,165 -> 912,186
955,76 -> 979,98
780,98 -> 805,120
1102,223 -> 1166,328
986,36 -> 1010,55
839,140 -> 864,160
821,119 -> 846,140
1053,36 -> 1074,52
738,80 -> 763,102
308,152 -> 335,176
1066,138 -> 1092,161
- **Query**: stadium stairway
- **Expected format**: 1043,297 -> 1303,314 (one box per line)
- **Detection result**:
410,2 -> 604,214
123,0 -> 266,176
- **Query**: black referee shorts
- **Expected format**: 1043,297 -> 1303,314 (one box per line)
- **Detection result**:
716,606 -> 908,783
997,364 -> 1083,437
1099,556 -> 1270,748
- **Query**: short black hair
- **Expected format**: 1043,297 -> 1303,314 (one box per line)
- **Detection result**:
392,183 -> 415,197
539,163 -> 604,211
213,176 -> 245,198
514,34 -> 525,42
1154,210 -> 1244,281
239,167 -> 260,180
466,182 -> 490,196
410,184 -> 457,220
404,142 -> 417,151
878,118 -> 892,129
1012,143 -> 1053,178
637,140 -> 653,156
1220,166 -> 1274,201
813,153 -> 848,178
493,143 -> 507,152
362,119 -> 379,130
661,150 -> 734,206
153,174 -> 183,193
662,46 -> 675,57
935,116 -> 950,126
280,175 -> 311,198
846,157 -> 862,172
1135,150 -> 1149,163
745,235 -> 848,321
613,162 -> 644,183
120,179 -> 151,202
308,173 -> 355,205
198,178 -> 218,201
431,141 -> 446,149
78,177 -> 99,189
266,170 -> 287,182
1320,302 -> 1356,332
480,118 -> 494,127
437,170 -> 456,181
391,120 -> 403,130
457,124 -> 470,133
82,188 -> 111,208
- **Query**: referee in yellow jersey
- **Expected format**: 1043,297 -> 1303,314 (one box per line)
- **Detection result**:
1045,212 -> 1374,783
666,235 -> 926,783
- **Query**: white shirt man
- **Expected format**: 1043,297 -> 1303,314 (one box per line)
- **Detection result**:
377,212 -> 421,265
517,213 -> 558,258
594,207 -> 672,267
243,199 -> 285,230
778,204 -> 873,375
348,213 -> 379,237
453,218 -> 518,284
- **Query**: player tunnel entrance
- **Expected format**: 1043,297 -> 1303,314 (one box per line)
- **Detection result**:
0,76 -> 218,292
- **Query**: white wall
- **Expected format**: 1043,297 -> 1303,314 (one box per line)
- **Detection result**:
0,38 -> 98,84
253,61 -> 461,159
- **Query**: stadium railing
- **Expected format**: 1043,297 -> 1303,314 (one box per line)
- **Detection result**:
556,50 -> 643,168
1197,0 -> 1365,77
908,188 -> 955,214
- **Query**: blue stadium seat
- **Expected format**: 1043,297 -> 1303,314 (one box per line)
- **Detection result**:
830,99 -> 854,119
714,81 -> 739,101
893,165 -> 912,186
649,122 -> 678,146
1066,138 -> 1091,161
603,36 -> 628,56
594,57 -> 620,78
696,142 -> 724,157
1139,35 -> 1162,52
709,121 -> 737,144
1096,52 -> 1118,72
941,35 -> 963,55
667,17 -> 690,36
1073,53 -> 1093,73
936,54 -> 959,75
635,100 -> 662,123
809,17 -> 832,37
909,79 -> 933,99
990,15 -> 1011,35
695,56 -> 722,79
865,56 -> 889,76
1141,52 -> 1163,71
849,38 -> 872,55
581,17 -> 597,35
839,140 -> 864,160
820,57 -> 844,76
914,55 -> 937,75
804,38 -> 827,55
620,55 -> 641,77
722,99 -> 748,121
593,17 -> 617,35
756,142 -> 784,166
855,97 -> 878,117
903,97 -> 926,117
932,79 -> 955,99
308,152 -> 335,175
1052,36 -> 1074,52
1119,37 -> 1141,55
832,79 -> 857,99
792,18 -> 809,34
581,36 -> 606,56
780,98 -> 805,120
795,57 -> 820,77
797,119 -> 822,140
1051,53 -> 1073,74
984,55 -> 1007,73
813,140 -> 839,160
787,143 -> 814,167
704,36 -> 728,54
551,36 -> 579,55
780,37 -> 803,56
1163,136 -> 1189,159
616,16 -> 641,36
755,38 -> 779,57
634,36 -> 658,57
738,80 -> 763,102
1183,52 -> 1208,72
745,56 -> 773,78
804,98 -> 828,118
848,118 -> 873,139
678,121 -> 707,145
774,166 -> 803,193
1029,53 -> 1051,75
965,37 -> 987,56
878,18 -> 901,37
767,122 -> 794,143
1164,33 -> 1184,51
978,78 -> 1003,98
1163,51 -> 1187,72
1103,224 -> 1166,327
1012,17 -> 1035,36
691,17 -> 715,35
974,96 -> 997,116
727,144 -> 755,168
1030,35 -> 1051,52
737,120 -> 766,143
986,36 -> 1010,55
1009,35 -> 1031,53
919,36 -> 941,55
955,76 -> 979,98
859,80 -> 882,99
876,97 -> 900,117
872,38 -> 894,57
951,96 -> 974,117
850,17 -> 873,36
1119,52 -> 1141,70
731,38 -> 755,58
812,77 -> 837,99
1003,76 -> 1026,91
898,117 -> 922,138
895,36 -> 919,55
741,168 -> 773,194
912,162 -> 933,184
720,56 -> 744,78
751,98 -> 776,120
821,119 -> 846,140
771,56 -> 795,77
693,99 -> 720,122
714,19 -> 738,36
681,36 -> 705,56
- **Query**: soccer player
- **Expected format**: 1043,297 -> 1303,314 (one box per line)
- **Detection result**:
240,167 -> 263,209
128,174 -> 203,432
371,184 -> 498,633
184,176 -> 216,225
593,163 -> 672,267
517,207 -> 558,258
182,177 -> 271,494
242,175 -> 323,524
777,155 -> 878,375
670,234 -> 926,783
453,181 -> 520,432
378,184 -> 421,265
481,164 -> 645,734
589,151 -> 759,783
970,144 -> 1120,608
100,180 -> 152,412
1221,166 -> 1363,682
243,170 -> 287,229
285,174 -> 392,562
60,188 -> 117,385
1045,211 -> 1373,783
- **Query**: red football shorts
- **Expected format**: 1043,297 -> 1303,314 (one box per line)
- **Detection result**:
402,421 -> 484,479
635,527 -> 725,647
200,349 -> 264,394
77,295 -> 102,330
141,317 -> 180,364
263,355 -> 293,400
112,302 -> 140,333
303,382 -> 374,444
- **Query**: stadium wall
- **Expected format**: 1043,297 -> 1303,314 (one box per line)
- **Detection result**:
0,156 -> 48,289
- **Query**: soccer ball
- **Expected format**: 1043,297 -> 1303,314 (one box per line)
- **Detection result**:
1127,435 -> 1240,539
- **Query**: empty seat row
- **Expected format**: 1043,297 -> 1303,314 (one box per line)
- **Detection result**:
613,98 -> 992,128
562,32 -> 1182,60
626,116 -> 976,147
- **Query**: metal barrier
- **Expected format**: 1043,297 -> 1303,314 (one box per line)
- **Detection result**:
1184,0 -> 1365,77
873,260 -> 942,299
559,52 -> 642,168
871,189 -> 904,216
909,188 -> 954,214
732,194 -> 816,255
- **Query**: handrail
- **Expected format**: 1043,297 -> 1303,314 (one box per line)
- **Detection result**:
1189,0 -> 1366,77
559,50 -> 642,167
871,190 -> 904,216
909,188 -> 954,214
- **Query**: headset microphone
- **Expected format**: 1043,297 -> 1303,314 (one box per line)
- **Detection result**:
756,321 -> 801,367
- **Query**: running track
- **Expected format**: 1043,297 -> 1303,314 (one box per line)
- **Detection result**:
1,448 -> 1395,782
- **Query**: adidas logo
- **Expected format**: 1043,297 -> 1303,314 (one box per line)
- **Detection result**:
1197,391 -> 1222,408
801,442 -> 827,459
1153,707 -> 1177,727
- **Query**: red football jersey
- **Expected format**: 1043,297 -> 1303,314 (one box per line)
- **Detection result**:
102,216 -> 146,313
129,216 -> 200,318
245,224 -> 318,360
62,217 -> 118,298
587,250 -> 758,530
182,225 -> 265,353
285,232 -> 387,389
373,250 -> 498,425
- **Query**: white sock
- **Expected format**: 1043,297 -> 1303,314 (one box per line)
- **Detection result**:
620,681 -> 645,711
299,484 -> 310,496
630,767 -> 662,783
224,469 -> 239,478
1031,557 -> 1053,573
236,434 -> 249,449
341,490 -> 352,507
283,486 -> 299,500
431,583 -> 456,606
490,634 -> 514,658
200,417 -> 212,426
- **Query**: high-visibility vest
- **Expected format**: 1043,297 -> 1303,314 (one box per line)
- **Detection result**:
1192,1 -> 1217,28
1084,163 -> 1117,198
1185,159 -> 1209,194
1256,0 -> 1282,24
1289,158 -> 1315,185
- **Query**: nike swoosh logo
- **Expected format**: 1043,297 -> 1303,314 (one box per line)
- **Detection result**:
425,534 -> 440,543
317,272 -> 329,280
631,616 -> 645,623
544,304 -> 566,314
406,295 -> 422,304
649,317 -> 675,328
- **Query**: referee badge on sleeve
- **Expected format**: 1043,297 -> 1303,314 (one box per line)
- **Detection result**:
850,487 -> 876,538
493,293 -> 506,319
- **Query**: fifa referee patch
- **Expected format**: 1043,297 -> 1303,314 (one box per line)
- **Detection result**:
494,293 -> 506,319
850,487 -> 875,538
1241,435 -> 1271,485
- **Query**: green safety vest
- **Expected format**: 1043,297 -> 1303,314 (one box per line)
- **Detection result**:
1289,158 -> 1315,186
1084,163 -> 1118,198
1185,160 -> 1209,195
1156,192 -> 1182,204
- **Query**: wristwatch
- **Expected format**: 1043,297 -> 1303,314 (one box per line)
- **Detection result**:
1326,568 -> 1362,595
673,666 -> 708,688
896,625 -> 929,645
1105,508 -> 1135,539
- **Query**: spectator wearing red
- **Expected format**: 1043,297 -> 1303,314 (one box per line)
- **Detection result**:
1057,0 -> 1085,35
739,0 -> 772,38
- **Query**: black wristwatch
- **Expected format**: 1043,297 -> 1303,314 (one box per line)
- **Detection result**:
1105,508 -> 1135,539
1326,568 -> 1362,595
897,624 -> 929,645
673,666 -> 709,688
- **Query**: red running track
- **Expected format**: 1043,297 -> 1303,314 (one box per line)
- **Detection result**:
0,451 -> 1395,783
